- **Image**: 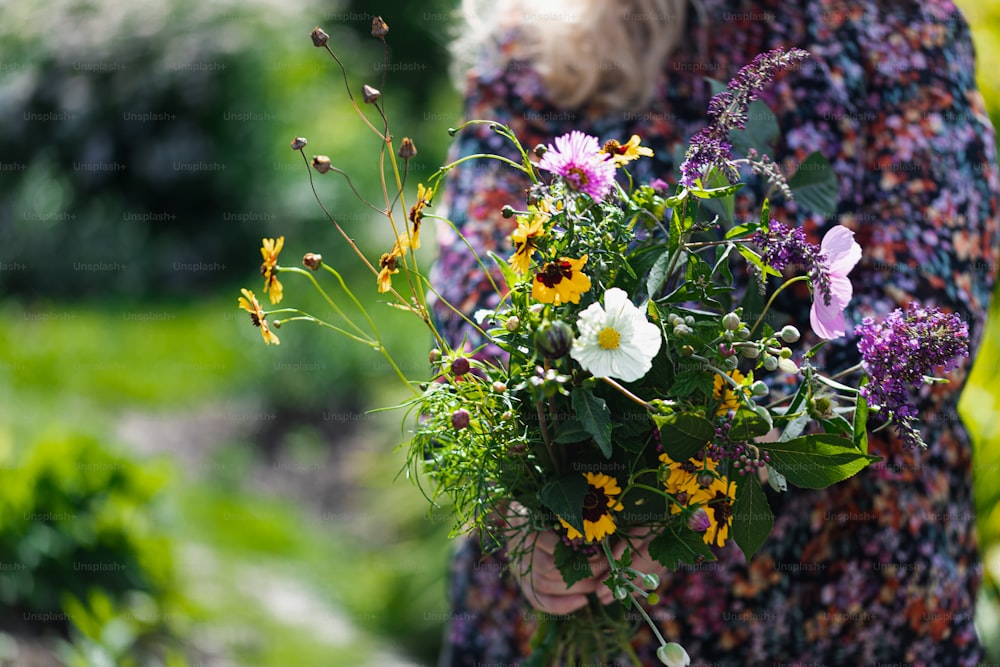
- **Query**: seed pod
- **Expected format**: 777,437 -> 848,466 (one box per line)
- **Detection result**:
535,320 -> 574,359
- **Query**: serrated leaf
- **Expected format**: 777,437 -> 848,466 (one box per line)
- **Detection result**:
787,151 -> 838,216
572,388 -> 613,458
539,475 -> 589,534
652,413 -> 714,462
553,539 -> 594,588
765,434 -> 879,489
668,370 -> 715,399
733,474 -> 773,560
730,408 -> 772,441
648,526 -> 716,570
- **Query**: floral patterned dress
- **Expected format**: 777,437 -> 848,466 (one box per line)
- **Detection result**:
430,0 -> 1000,664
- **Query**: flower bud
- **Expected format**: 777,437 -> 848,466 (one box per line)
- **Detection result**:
310,27 -> 329,47
398,137 -> 417,160
739,344 -> 760,359
779,347 -> 793,359
290,137 -> 308,150
687,508 -> 711,532
535,320 -> 574,359
656,642 -> 691,667
695,471 -> 715,488
721,356 -> 738,370
673,324 -> 691,337
780,325 -> 801,343
429,348 -> 442,364
613,586 -> 629,601
311,155 -> 332,174
302,253 -> 322,270
641,573 -> 660,589
809,396 -> 833,419
492,381 -> 507,393
750,380 -> 769,397
647,592 -> 660,605
450,356 -> 471,376
451,409 -> 470,430
718,343 -> 734,358
362,84 -> 381,104
371,16 -> 389,38
722,312 -> 741,331
763,355 -> 778,371
736,326 -> 751,340
684,316 -> 695,326
505,316 -> 520,332
533,144 -> 547,158
501,205 -> 515,218
777,357 -> 798,374
680,344 -> 695,357
501,410 -> 513,421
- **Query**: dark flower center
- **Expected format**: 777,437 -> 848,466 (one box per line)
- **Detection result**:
582,486 -> 610,523
565,166 -> 590,189
536,260 -> 573,288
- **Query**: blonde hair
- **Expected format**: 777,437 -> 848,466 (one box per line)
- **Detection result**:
455,0 -> 690,113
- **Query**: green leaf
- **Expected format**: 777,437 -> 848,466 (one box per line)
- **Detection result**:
668,370 -> 715,399
759,198 -> 771,227
539,474 -> 589,534
737,246 -> 781,278
645,250 -> 673,300
731,100 -> 780,156
787,151 -> 838,217
648,526 -> 716,570
572,388 -> 613,458
689,181 -> 745,200
712,243 -> 735,284
765,434 -> 879,489
487,250 -> 522,293
729,408 -> 772,441
652,413 -> 714,462
553,419 -> 590,444
732,474 -> 773,560
553,538 -> 594,588
854,377 -> 870,454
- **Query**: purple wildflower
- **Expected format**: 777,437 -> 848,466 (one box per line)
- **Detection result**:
538,131 -> 616,202
679,48 -> 809,187
855,304 -> 970,448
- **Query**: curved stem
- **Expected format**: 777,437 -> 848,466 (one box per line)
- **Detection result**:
747,275 -> 809,339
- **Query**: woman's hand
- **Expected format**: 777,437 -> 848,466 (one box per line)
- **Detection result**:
506,505 -> 667,614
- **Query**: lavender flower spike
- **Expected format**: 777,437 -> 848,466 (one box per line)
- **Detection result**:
855,304 -> 970,448
679,48 -> 809,188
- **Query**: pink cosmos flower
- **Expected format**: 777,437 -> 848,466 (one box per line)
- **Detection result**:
810,226 -> 862,339
538,131 -> 616,202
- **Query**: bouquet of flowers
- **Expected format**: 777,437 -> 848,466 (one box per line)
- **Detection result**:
237,17 -> 971,666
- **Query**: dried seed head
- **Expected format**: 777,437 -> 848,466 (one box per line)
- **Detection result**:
398,137 -> 417,160
302,253 -> 322,270
371,16 -> 389,38
311,155 -> 332,174
362,84 -> 381,104
290,137 -> 308,150
310,27 -> 329,47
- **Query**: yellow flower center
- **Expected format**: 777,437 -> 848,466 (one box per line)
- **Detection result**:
598,326 -> 621,350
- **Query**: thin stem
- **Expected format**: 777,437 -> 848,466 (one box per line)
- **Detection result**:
280,266 -> 368,340
600,377 -> 652,410
600,541 -> 668,649
747,275 -> 809,339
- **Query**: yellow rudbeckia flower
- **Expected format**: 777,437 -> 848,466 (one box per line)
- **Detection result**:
238,288 -> 280,345
558,472 -> 624,543
260,236 -> 284,305
532,255 -> 591,305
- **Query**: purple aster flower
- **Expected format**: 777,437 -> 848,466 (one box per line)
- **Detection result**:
855,304 -> 969,448
679,48 -> 809,187
538,131 -> 616,202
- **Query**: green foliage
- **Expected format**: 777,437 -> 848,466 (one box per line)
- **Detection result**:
0,434 -> 175,615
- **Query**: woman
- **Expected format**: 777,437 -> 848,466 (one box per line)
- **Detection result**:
431,0 -> 999,664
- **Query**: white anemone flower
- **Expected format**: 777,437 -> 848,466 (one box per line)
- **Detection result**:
570,287 -> 662,382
